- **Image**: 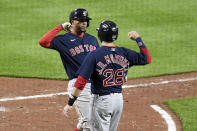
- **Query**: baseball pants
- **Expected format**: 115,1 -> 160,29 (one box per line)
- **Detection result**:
89,93 -> 123,131
67,78 -> 91,131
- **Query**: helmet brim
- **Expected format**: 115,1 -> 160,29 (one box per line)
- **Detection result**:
73,17 -> 92,21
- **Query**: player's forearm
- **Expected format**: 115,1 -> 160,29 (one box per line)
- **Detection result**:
38,25 -> 63,48
71,87 -> 83,97
136,37 -> 151,64
67,75 -> 88,106
67,87 -> 82,106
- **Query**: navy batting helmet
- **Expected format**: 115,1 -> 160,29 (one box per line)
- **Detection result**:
69,8 -> 92,27
96,20 -> 118,42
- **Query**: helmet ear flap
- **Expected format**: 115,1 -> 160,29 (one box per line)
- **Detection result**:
111,27 -> 118,41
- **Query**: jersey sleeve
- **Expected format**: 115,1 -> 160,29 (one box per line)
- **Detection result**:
49,36 -> 64,51
125,49 -> 147,66
76,51 -> 96,80
38,24 -> 63,48
125,37 -> 151,66
136,37 -> 151,64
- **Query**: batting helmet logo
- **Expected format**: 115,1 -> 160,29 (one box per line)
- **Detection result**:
83,11 -> 88,17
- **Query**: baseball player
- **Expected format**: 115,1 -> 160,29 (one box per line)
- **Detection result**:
63,20 -> 151,131
39,8 -> 99,131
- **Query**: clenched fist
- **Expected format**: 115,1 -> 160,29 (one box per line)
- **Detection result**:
128,31 -> 140,40
61,22 -> 71,31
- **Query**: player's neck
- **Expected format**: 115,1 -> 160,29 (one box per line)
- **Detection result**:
102,41 -> 115,47
71,28 -> 84,37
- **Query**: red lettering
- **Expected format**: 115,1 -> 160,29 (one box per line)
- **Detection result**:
104,55 -> 111,64
110,54 -> 114,63
114,69 -> 124,85
79,45 -> 84,53
75,47 -> 80,54
89,45 -> 94,51
84,44 -> 89,52
103,69 -> 114,86
96,62 -> 107,75
69,48 -> 76,56
114,54 -> 119,64
103,68 -> 125,87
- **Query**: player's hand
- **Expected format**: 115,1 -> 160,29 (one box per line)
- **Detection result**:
128,31 -> 140,40
63,104 -> 73,117
61,22 -> 71,32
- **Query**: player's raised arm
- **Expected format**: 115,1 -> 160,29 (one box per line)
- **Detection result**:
38,22 -> 71,48
128,31 -> 151,64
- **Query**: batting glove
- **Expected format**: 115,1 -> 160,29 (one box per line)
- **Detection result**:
61,22 -> 71,32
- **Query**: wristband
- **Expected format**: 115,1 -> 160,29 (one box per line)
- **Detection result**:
136,37 -> 146,49
68,94 -> 78,106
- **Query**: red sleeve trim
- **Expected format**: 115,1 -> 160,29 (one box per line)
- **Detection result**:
38,25 -> 63,48
74,75 -> 88,90
140,48 -> 151,64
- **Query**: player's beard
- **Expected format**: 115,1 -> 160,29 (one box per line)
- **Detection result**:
76,25 -> 86,35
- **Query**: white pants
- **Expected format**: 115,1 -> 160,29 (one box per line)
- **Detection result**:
67,79 -> 91,131
90,93 -> 123,131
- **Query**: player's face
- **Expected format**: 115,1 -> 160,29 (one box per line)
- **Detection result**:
72,20 -> 88,35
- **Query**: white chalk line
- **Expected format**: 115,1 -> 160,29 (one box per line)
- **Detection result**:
0,92 -> 69,102
151,105 -> 176,131
123,76 -> 197,88
0,76 -> 196,102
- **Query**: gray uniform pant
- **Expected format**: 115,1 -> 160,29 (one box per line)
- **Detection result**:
68,79 -> 91,131
89,93 -> 123,131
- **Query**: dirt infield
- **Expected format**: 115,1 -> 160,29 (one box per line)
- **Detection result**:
0,72 -> 196,131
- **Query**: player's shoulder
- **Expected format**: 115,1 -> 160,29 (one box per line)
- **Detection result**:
115,46 -> 137,56
94,46 -> 106,52
117,46 -> 133,51
53,32 -> 75,42
86,46 -> 103,56
53,34 -> 64,39
53,33 -> 67,40
116,46 -> 127,50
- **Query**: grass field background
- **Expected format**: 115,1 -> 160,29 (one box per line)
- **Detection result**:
0,0 -> 196,79
164,97 -> 197,131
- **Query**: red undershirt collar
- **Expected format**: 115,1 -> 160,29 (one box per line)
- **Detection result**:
71,32 -> 84,38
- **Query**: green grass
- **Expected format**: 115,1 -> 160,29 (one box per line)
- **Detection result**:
164,97 -> 197,131
0,0 -> 197,79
